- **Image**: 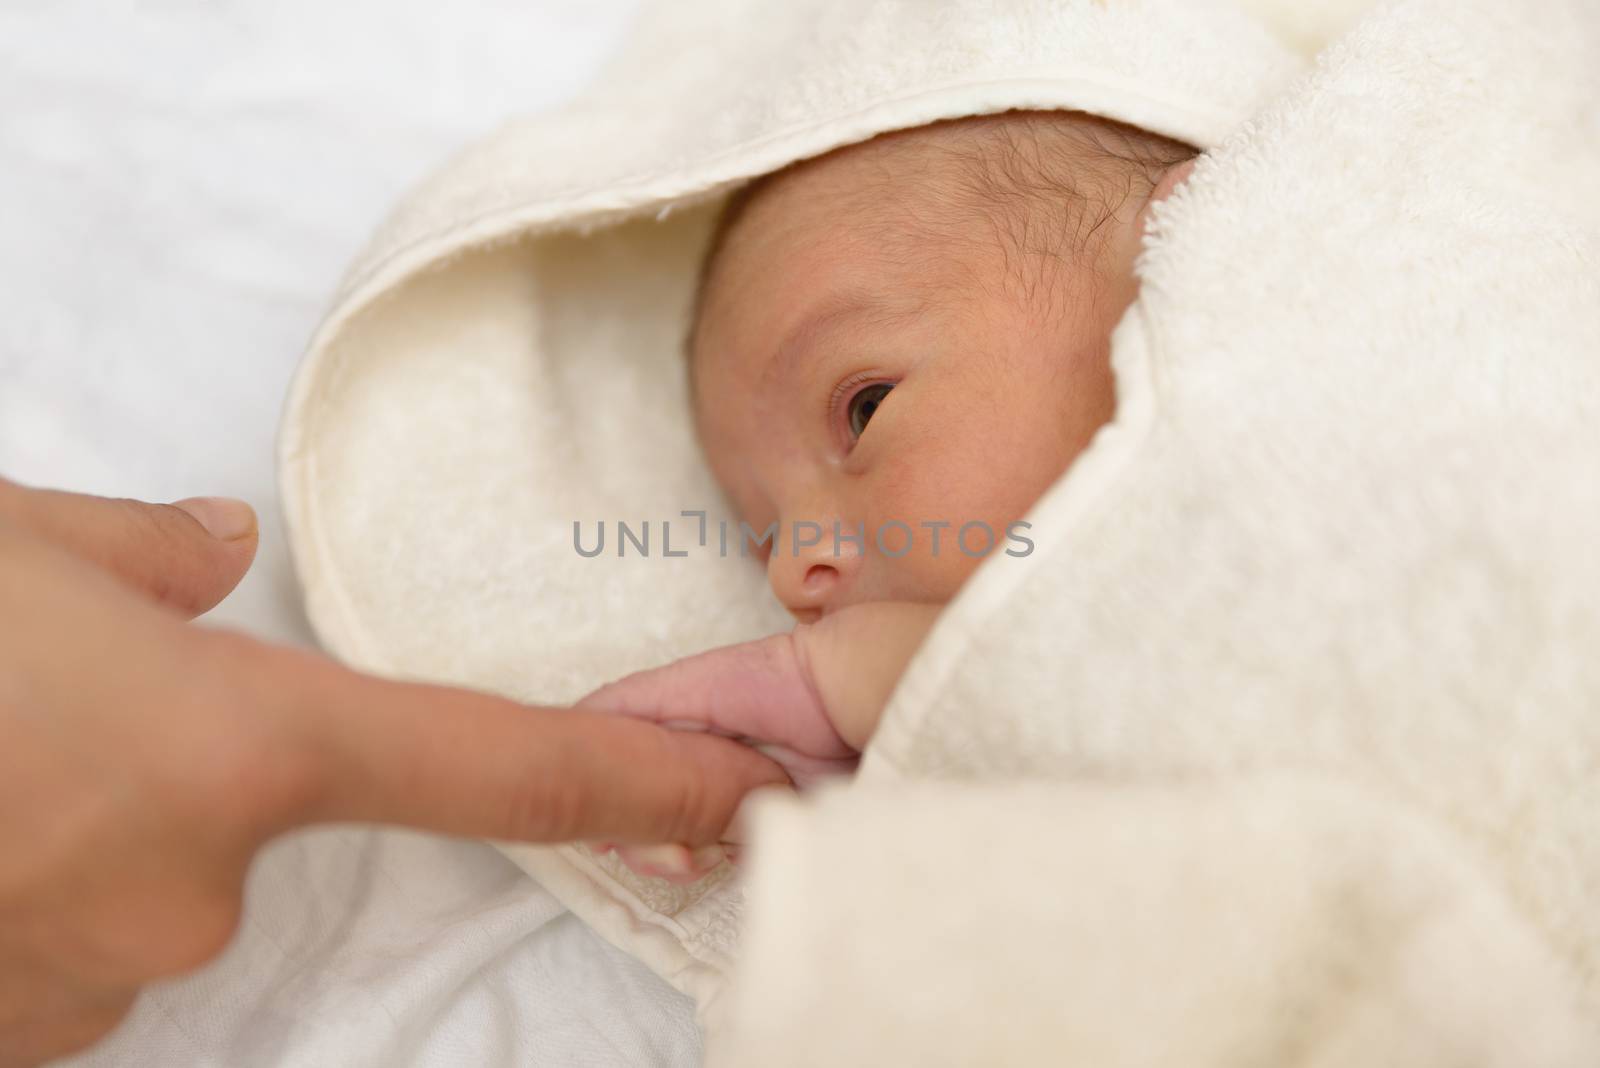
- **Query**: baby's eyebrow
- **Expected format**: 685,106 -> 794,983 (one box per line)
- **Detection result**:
767,292 -> 926,382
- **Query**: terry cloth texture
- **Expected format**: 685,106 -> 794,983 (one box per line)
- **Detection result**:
713,0 -> 1600,1060
279,0 -> 1306,1017
279,0 -> 1600,1058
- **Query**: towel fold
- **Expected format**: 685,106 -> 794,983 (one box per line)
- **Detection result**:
717,0 -> 1600,1058
277,0 -> 1600,1057
278,0 -> 1306,1015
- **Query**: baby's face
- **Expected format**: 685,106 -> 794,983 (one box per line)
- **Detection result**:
691,116 -> 1188,622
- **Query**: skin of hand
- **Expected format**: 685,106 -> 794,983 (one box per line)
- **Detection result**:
0,477 -> 787,1068
576,601 -> 939,881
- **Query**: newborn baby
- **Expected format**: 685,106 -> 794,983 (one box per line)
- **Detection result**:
582,108 -> 1196,878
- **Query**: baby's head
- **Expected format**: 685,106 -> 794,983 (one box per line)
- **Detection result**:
686,109 -> 1195,622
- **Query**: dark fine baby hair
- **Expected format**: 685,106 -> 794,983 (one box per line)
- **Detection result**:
683,108 -> 1198,361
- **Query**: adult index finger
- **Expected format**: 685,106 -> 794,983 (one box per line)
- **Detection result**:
258,644 -> 792,847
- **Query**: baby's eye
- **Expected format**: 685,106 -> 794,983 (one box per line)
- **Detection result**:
846,383 -> 893,438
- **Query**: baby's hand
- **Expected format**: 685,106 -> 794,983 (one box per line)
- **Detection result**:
577,601 -> 941,881
577,630 -> 857,789
576,629 -> 853,883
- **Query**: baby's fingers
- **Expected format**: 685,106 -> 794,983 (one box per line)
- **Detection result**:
751,743 -> 860,790
575,634 -> 852,763
602,842 -> 728,884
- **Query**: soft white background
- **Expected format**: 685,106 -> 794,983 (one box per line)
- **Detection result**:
0,2 -> 702,1064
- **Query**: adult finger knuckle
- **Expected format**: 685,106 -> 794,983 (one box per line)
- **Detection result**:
507,773 -> 579,842
176,632 -> 328,834
666,741 -> 713,844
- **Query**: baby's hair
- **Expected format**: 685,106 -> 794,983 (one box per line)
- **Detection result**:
684,108 -> 1197,363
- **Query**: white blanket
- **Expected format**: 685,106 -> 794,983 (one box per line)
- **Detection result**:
719,0 -> 1600,1059
277,0 -> 1311,1017
274,0 -> 1600,1060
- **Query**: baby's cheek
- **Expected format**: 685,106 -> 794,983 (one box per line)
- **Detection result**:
862,443 -> 1042,600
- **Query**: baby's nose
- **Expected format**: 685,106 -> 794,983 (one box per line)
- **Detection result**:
767,524 -> 861,622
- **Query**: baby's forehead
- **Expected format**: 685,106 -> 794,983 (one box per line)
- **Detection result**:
689,111 -> 1162,371
744,118 -> 1140,281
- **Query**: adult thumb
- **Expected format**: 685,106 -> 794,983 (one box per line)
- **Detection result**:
0,477 -> 258,617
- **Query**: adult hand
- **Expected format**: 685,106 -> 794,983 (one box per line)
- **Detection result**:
0,476 -> 788,1068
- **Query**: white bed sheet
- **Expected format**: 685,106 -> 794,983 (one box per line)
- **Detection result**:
0,2 -> 700,1064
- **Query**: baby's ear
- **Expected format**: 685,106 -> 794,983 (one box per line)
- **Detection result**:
1139,159 -> 1199,236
